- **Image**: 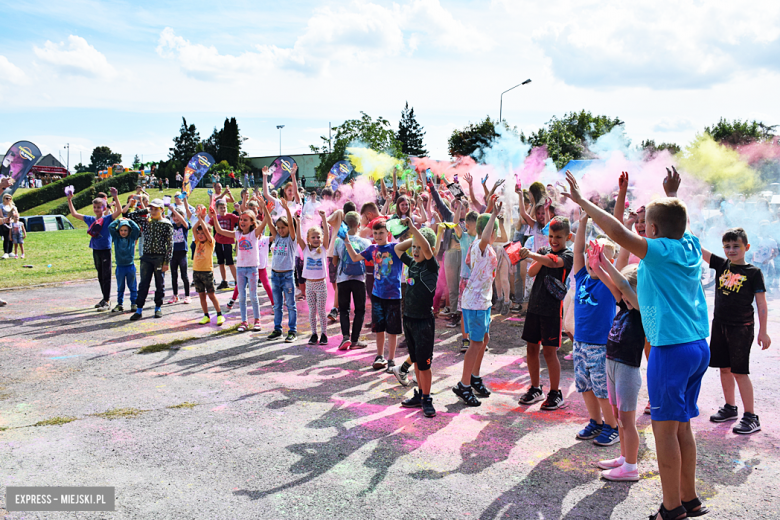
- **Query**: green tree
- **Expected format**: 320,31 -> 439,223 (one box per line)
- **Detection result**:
73,163 -> 89,173
397,102 -> 427,157
310,112 -> 403,181
203,127 -> 221,162
132,154 -> 141,168
448,116 -> 500,159
521,110 -> 624,169
704,118 -> 776,146
168,117 -> 201,164
639,139 -> 681,156
88,146 -> 122,172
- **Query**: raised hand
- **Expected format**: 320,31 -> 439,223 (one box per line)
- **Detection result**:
664,166 -> 681,196
561,170 -> 584,205
492,200 -> 503,216
618,171 -> 629,192
463,172 -> 473,185
110,186 -> 118,197
262,166 -> 269,175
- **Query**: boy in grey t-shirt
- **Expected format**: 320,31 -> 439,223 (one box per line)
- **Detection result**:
333,211 -> 370,350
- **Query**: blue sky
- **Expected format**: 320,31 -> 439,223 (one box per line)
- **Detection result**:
1,0 -> 779,169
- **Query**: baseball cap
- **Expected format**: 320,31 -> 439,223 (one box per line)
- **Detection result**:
149,198 -> 164,208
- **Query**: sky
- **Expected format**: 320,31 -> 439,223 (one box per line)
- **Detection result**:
1,0 -> 779,170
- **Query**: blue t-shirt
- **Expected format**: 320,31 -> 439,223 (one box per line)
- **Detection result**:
573,267 -> 617,344
459,232 -> 476,279
172,222 -> 191,251
637,231 -> 709,347
361,243 -> 403,299
84,214 -> 114,251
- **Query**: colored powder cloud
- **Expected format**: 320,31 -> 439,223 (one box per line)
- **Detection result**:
346,147 -> 403,181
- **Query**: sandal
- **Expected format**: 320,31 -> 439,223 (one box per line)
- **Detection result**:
237,322 -> 248,332
649,504 -> 687,520
682,498 -> 709,517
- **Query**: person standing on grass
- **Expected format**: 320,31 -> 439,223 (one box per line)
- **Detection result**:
67,187 -> 122,311
108,218 -> 140,313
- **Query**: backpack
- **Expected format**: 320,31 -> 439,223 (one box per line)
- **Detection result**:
339,237 -> 366,277
87,217 -> 104,238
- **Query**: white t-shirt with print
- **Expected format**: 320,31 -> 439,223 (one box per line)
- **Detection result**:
302,244 -> 328,280
234,229 -> 259,268
461,239 -> 498,311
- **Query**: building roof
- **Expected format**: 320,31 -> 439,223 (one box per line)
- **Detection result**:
34,154 -> 66,168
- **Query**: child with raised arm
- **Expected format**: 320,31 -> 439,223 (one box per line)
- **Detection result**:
454,210 -> 479,352
452,203 -> 502,407
333,210 -> 370,351
570,213 -> 622,447
265,198 -> 298,342
592,254 -> 645,482
108,218 -> 140,313
396,218 -> 439,417
297,210 -> 330,345
67,187 -> 122,311
191,210 -> 224,325
211,199 -> 239,291
167,206 -> 192,304
130,198 -> 174,321
702,227 -> 771,435
517,216 -> 574,410
343,218 -> 404,371
212,206 -> 267,332
563,169 -> 710,520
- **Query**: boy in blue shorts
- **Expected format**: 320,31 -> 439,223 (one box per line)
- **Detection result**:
453,202 -> 501,407
563,169 -> 710,520
702,227 -> 771,435
571,213 -> 622,446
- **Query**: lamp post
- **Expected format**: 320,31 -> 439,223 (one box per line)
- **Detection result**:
499,79 -> 531,123
276,125 -> 284,156
63,143 -> 70,173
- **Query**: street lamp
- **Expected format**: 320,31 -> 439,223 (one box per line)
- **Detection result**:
276,125 -> 284,156
499,79 -> 531,123
63,143 -> 70,173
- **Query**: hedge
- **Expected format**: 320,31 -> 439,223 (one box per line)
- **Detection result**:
50,171 -> 139,216
12,171 -> 95,212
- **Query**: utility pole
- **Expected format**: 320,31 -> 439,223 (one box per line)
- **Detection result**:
329,122 -> 332,154
276,125 -> 285,156
64,143 -> 70,172
499,79 -> 532,123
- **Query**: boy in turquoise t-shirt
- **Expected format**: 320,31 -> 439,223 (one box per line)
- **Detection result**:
563,168 -> 710,520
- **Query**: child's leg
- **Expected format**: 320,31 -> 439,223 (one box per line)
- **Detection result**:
337,282 -> 351,339
229,263 -> 237,283
283,271 -> 297,332
526,342 -> 541,387
733,373 -> 755,414
170,254 -> 180,296
581,391 -> 603,424
461,338 -> 486,385
248,269 -> 259,320
376,331 -> 385,358
128,265 -> 138,304
542,345 -> 561,391
306,280 -> 318,335
678,420 -> 700,505
207,292 -> 221,313
471,333 -> 490,377
237,267 -> 248,322
135,259 -> 154,310
199,292 -> 209,314
115,266 -> 126,306
316,281 -> 328,334
351,282 -> 366,342
416,365 -> 432,395
619,409 -> 638,464
219,264 -> 227,282
388,334 -> 397,362
178,253 -> 190,297
152,261 -> 165,308
258,267 -> 273,304
271,272 -> 283,332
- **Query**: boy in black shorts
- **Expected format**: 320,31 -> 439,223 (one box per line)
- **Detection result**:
397,218 -> 439,417
517,216 -> 573,410
702,227 -> 771,434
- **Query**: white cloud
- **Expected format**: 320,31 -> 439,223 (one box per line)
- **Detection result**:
33,35 -> 116,79
0,56 -> 28,85
525,0 -> 780,89
157,0 -> 492,79
653,118 -> 694,133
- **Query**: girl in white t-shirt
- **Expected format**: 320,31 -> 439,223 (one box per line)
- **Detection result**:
296,210 -> 330,345
212,208 -> 267,332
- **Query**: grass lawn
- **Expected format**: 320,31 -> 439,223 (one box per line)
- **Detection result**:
3,188 -> 224,289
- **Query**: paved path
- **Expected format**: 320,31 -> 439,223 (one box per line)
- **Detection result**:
1,279 -> 780,519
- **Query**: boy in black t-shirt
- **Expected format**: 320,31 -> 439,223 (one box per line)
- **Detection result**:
702,227 -> 771,435
517,216 -> 574,411
397,218 -> 439,418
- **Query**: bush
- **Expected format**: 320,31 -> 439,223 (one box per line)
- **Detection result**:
13,171 -> 95,212
50,171 -> 139,216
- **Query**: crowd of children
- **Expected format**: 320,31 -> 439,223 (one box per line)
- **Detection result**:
51,162 -> 775,520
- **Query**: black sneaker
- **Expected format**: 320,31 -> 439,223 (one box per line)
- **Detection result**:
130,304 -> 138,312
319,333 -> 328,345
385,359 -> 396,374
402,389 -> 423,408
518,386 -> 544,405
217,281 -> 229,290
95,299 -> 106,309
285,331 -> 297,343
460,338 -> 470,353
96,301 -> 110,312
327,308 -> 339,322
471,376 -> 491,397
129,312 -> 142,321
422,396 -> 436,418
452,383 -> 481,407
226,299 -> 235,311
446,314 -> 461,328
710,403 -> 739,423
266,330 -> 283,340
111,304 -> 124,313
733,412 -> 761,435
154,309 -> 162,318
372,355 -> 387,370
540,389 -> 566,410
308,333 -> 319,345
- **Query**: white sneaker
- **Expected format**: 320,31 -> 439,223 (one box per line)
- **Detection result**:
1,254 -> 7,259
9,253 -> 17,258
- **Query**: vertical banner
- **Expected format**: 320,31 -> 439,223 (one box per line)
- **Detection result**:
267,156 -> 297,189
325,160 -> 353,191
1,141 -> 42,195
182,152 -> 215,195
